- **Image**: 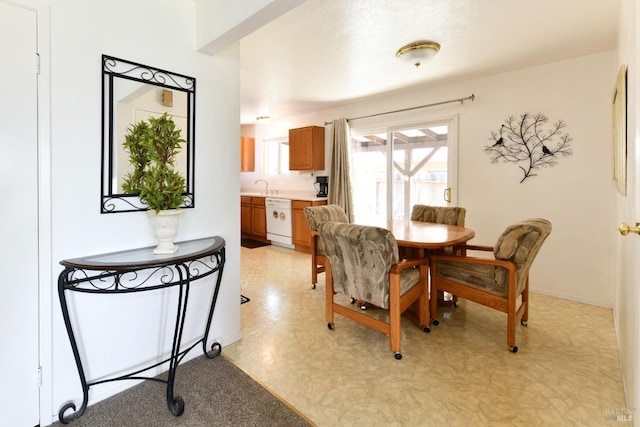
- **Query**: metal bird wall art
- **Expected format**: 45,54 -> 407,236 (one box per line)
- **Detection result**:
484,113 -> 573,183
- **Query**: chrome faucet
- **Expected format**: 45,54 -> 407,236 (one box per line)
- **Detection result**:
255,179 -> 269,195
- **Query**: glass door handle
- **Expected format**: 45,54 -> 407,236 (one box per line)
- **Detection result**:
444,187 -> 451,203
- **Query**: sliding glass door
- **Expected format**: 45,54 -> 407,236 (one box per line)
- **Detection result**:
351,118 -> 457,222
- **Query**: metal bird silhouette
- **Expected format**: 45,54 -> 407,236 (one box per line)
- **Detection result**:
485,113 -> 572,183
492,125 -> 506,147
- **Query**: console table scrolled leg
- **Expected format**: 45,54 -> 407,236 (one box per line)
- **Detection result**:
202,250 -> 225,359
57,269 -> 90,424
166,269 -> 189,416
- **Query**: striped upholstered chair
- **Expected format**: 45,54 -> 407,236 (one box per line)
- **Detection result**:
430,218 -> 552,352
318,221 -> 430,359
303,204 -> 349,289
410,204 -> 466,227
410,204 -> 468,304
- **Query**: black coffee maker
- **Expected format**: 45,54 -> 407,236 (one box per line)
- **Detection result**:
315,176 -> 328,197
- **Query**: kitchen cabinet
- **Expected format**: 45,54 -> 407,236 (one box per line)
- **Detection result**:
240,137 -> 255,172
241,196 -> 267,241
241,196 -> 252,234
292,199 -> 327,252
252,197 -> 267,238
288,126 -> 324,171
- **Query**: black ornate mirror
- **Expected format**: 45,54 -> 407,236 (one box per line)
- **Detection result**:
101,55 -> 196,213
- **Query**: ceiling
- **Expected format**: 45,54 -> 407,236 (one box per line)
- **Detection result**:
239,0 -> 621,125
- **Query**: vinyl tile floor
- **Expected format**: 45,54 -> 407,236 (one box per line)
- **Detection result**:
224,245 -> 628,426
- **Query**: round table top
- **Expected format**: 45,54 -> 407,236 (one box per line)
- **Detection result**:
359,218 -> 475,249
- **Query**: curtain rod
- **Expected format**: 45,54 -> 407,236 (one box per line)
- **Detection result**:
324,93 -> 475,126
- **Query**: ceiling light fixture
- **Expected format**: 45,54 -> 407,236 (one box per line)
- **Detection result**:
256,115 -> 271,125
396,41 -> 441,68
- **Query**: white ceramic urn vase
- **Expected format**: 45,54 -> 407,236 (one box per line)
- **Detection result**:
147,209 -> 183,254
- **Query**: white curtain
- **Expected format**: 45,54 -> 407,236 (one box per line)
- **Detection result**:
328,118 -> 354,222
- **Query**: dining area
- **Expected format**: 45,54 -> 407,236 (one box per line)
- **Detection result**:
303,204 -> 552,359
230,223 -> 624,426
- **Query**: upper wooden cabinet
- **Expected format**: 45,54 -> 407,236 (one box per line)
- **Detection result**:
240,137 -> 255,172
288,126 -> 324,171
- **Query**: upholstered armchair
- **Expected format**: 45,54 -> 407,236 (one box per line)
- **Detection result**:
303,205 -> 349,288
430,218 -> 552,352
410,204 -> 467,304
318,221 -> 430,359
410,204 -> 466,227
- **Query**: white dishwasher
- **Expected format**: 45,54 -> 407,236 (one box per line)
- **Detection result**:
266,198 -> 293,248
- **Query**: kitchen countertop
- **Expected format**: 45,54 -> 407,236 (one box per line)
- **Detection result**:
240,191 -> 327,202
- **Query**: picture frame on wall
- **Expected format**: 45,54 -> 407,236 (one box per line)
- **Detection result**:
613,64 -> 627,196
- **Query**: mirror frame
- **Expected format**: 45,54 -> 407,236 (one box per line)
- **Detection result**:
100,54 -> 196,213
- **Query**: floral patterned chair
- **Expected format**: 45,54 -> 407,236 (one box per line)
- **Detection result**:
303,205 -> 349,288
410,204 -> 468,304
430,218 -> 552,352
318,221 -> 430,359
410,204 -> 466,227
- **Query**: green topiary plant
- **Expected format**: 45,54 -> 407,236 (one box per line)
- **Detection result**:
121,112 -> 186,213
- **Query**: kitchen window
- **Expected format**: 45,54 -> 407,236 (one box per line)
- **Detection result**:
263,136 -> 290,176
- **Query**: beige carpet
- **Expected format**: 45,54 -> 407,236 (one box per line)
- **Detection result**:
51,354 -> 312,427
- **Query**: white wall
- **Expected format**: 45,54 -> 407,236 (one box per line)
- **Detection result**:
195,0 -> 305,55
44,0 -> 241,423
256,51 -> 617,307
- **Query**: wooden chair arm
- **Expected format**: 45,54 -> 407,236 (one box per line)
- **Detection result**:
456,244 -> 494,252
430,253 -> 516,272
390,257 -> 429,274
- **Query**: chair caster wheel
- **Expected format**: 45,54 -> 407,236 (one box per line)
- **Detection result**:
423,326 -> 431,333
510,346 -> 518,353
350,298 -> 356,304
327,323 -> 334,330
432,319 -> 439,326
520,320 -> 528,326
394,352 -> 402,360
312,284 -> 316,289
360,304 -> 367,310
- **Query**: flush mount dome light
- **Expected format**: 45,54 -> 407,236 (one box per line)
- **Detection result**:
396,41 -> 441,68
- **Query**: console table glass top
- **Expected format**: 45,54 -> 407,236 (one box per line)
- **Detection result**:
61,236 -> 223,270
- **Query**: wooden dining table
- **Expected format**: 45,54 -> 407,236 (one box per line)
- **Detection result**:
358,218 -> 476,258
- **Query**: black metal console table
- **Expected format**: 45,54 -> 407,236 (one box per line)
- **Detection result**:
57,236 -> 226,424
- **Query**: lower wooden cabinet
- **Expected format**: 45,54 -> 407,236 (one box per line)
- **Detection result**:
241,196 -> 327,249
241,197 -> 252,234
252,197 -> 266,238
292,199 -> 327,252
241,196 -> 268,241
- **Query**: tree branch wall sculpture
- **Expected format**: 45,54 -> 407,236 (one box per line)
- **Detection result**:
484,113 -> 573,183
